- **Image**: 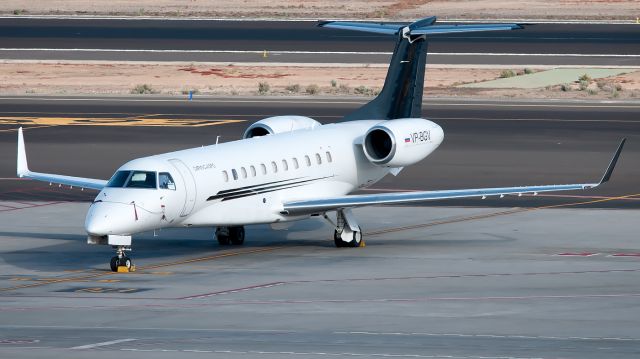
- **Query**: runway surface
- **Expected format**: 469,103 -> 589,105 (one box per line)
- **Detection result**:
0,203 -> 639,358
0,95 -> 638,358
0,95 -> 638,208
1,19 -> 639,65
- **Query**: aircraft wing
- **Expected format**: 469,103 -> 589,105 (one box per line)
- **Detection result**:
17,127 -> 108,191
282,139 -> 626,216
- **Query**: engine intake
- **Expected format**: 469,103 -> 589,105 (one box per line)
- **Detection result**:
243,116 -> 321,139
363,118 -> 443,167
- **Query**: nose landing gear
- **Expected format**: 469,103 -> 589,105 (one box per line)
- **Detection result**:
110,245 -> 134,272
215,226 -> 245,245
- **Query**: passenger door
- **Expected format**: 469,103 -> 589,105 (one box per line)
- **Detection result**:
168,159 -> 197,217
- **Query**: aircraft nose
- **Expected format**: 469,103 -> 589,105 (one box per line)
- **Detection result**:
84,201 -> 136,236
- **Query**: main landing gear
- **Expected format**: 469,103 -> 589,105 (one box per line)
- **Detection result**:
216,226 -> 245,245
329,209 -> 364,248
110,245 -> 134,272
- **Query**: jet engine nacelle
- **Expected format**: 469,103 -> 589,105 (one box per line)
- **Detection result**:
362,118 -> 443,167
243,115 -> 321,139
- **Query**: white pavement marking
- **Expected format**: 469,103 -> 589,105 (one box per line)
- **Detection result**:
333,331 -> 640,342
1,48 -> 639,58
119,348 -> 548,358
70,338 -> 137,350
0,96 -> 638,109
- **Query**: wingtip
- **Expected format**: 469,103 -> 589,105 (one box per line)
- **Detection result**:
17,126 -> 29,177
599,138 -> 626,185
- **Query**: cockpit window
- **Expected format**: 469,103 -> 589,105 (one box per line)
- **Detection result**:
126,171 -> 157,188
107,171 -> 131,187
106,170 -> 157,189
159,172 -> 176,190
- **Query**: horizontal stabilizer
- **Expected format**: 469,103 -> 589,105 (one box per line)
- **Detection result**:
319,17 -> 522,36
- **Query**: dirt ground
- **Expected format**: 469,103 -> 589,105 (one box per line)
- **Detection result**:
2,0 -> 639,20
1,62 -> 638,100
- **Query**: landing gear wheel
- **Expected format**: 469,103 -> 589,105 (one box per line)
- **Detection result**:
216,227 -> 230,245
216,226 -> 245,245
334,228 -> 362,248
217,234 -> 231,245
229,226 -> 245,245
110,256 -> 119,272
109,245 -> 134,272
121,257 -> 132,269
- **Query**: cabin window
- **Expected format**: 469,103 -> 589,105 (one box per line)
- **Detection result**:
250,165 -> 257,177
222,170 -> 229,182
315,153 -> 322,165
282,159 -> 289,171
305,155 -> 311,166
292,157 -> 299,169
125,171 -> 157,189
271,161 -> 278,173
240,167 -> 247,179
159,172 -> 176,190
232,169 -> 238,180
260,163 -> 267,175
326,151 -> 333,163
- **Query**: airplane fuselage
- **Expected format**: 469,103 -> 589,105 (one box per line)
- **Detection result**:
85,119 -> 444,236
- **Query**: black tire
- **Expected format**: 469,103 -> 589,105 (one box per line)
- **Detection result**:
217,235 -> 230,245
334,230 -> 345,248
110,257 -> 119,272
334,228 -> 362,248
229,226 -> 245,245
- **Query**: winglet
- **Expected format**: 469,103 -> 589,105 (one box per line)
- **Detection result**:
17,127 -> 30,177
599,138 -> 626,184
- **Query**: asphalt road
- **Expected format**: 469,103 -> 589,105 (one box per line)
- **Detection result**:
0,96 -> 638,208
1,204 -> 639,359
1,18 -> 639,65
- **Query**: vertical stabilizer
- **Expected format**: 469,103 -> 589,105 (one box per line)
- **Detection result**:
343,33 -> 428,121
318,17 -> 521,121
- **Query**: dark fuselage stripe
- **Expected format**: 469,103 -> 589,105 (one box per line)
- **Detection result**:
207,176 -> 333,202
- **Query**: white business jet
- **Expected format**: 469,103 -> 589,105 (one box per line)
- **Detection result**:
16,17 -> 625,271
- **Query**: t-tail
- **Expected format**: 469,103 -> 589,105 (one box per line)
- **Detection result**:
319,17 -> 522,121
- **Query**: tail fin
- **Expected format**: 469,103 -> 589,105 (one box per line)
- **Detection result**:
319,17 -> 522,121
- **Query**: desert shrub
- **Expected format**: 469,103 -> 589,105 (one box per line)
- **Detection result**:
499,70 -> 516,78
338,84 -> 350,94
330,79 -> 337,87
305,84 -> 320,95
258,82 -> 270,95
131,84 -> 156,94
578,73 -> 592,82
560,83 -> 570,92
524,68 -> 534,74
285,84 -> 300,93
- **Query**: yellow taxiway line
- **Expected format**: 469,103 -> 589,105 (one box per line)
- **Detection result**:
0,116 -> 245,127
